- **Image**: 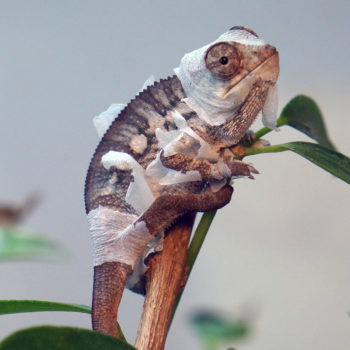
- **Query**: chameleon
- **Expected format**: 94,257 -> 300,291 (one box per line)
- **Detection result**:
84,26 -> 279,338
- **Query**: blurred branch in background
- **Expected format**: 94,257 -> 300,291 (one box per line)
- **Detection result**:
0,193 -> 40,227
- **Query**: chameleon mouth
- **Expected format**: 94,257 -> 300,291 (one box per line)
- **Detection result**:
221,50 -> 279,99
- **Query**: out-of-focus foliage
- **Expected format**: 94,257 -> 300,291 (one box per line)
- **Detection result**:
0,326 -> 135,350
0,300 -> 90,315
0,227 -> 67,261
190,310 -> 250,350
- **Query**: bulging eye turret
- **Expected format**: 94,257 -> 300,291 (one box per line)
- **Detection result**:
205,42 -> 242,80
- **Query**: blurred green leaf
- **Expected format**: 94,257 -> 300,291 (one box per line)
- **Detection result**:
0,300 -> 90,315
245,141 -> 350,184
0,300 -> 127,342
190,311 -> 249,350
0,227 -> 67,261
0,326 -> 135,350
277,95 -> 335,149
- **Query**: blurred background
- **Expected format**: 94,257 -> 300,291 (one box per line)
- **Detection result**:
1,1 -> 349,349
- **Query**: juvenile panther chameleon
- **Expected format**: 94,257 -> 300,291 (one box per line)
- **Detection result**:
85,26 -> 279,338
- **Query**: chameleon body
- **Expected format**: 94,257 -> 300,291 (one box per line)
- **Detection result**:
84,26 -> 279,338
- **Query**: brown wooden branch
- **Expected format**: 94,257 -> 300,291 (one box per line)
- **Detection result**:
134,213 -> 195,350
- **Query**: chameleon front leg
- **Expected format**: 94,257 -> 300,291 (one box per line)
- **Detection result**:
160,151 -> 258,180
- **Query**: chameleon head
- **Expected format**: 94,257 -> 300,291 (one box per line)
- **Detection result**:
174,26 -> 280,127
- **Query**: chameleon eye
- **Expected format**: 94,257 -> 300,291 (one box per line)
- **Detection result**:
205,42 -> 241,80
220,56 -> 228,65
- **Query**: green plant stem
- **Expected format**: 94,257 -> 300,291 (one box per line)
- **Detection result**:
170,210 -> 217,323
253,117 -> 288,143
244,144 -> 288,156
253,126 -> 272,141
186,210 -> 217,273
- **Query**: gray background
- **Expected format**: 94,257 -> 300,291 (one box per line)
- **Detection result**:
1,1 -> 350,349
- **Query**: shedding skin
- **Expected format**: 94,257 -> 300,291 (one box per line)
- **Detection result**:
85,26 -> 279,341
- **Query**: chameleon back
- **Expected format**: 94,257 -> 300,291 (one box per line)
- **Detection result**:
85,76 -> 187,215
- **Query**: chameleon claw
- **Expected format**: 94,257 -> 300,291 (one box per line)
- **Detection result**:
249,164 -> 260,174
229,161 -> 259,178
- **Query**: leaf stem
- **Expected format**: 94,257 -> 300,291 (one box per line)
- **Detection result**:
243,144 -> 288,156
253,116 -> 287,143
186,210 -> 217,273
253,126 -> 272,141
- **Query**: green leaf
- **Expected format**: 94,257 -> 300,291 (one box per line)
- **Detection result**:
277,95 -> 335,149
283,142 -> 350,182
190,311 -> 249,350
0,227 -> 67,261
244,141 -> 350,184
0,326 -> 136,350
0,300 -> 90,315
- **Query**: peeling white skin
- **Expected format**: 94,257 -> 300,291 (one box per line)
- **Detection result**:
102,151 -> 154,215
149,109 -> 227,189
262,83 -> 278,129
88,206 -> 153,268
174,28 -> 277,126
140,74 -> 155,91
89,205 -> 164,289
93,75 -> 156,139
155,110 -> 219,160
93,104 -> 126,138
126,232 -> 164,290
146,153 -> 202,185
171,110 -> 219,161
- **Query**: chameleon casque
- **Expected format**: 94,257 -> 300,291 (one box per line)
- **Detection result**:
85,26 -> 279,338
